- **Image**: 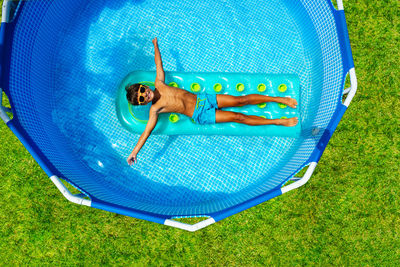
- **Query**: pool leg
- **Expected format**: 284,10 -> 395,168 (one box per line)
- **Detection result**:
281,162 -> 318,194
164,217 -> 216,232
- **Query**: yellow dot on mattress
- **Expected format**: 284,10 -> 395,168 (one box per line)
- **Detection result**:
236,83 -> 245,92
278,84 -> 287,92
260,115 -> 267,119
213,83 -> 222,92
258,103 -> 267,109
257,83 -> 266,92
169,82 -> 179,87
191,83 -> 201,92
278,103 -> 287,109
169,114 -> 180,123
281,116 -> 288,119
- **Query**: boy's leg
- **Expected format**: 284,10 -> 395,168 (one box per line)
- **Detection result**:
215,110 -> 298,126
216,94 -> 297,108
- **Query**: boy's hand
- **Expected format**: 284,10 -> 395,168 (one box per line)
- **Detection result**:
127,151 -> 138,166
152,37 -> 158,45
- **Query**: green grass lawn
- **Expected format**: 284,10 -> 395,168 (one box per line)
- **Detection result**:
1,0 -> 399,265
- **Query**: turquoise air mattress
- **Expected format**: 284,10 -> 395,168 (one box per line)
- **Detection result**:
116,71 -> 301,136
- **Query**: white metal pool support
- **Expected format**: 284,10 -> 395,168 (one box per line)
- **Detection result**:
164,218 -> 217,232
49,176 -> 92,207
343,68 -> 357,107
2,0 -> 13,23
281,162 -> 318,194
337,0 -> 344,11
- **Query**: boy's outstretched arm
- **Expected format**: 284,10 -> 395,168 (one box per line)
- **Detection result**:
152,38 -> 165,83
127,108 -> 159,165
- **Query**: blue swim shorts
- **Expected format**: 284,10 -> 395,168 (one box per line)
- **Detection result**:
191,93 -> 218,125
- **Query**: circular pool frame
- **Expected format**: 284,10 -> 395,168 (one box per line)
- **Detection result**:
0,0 -> 357,231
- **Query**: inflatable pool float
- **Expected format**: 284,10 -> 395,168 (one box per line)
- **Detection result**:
117,71 -> 301,136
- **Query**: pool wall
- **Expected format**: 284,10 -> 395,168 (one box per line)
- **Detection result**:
0,0 -> 357,231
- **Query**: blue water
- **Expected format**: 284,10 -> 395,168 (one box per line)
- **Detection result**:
35,0 -> 337,215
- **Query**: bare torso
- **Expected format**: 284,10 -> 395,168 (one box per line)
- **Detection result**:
152,81 -> 197,117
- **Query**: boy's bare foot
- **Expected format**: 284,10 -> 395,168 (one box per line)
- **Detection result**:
280,97 -> 298,108
280,117 -> 298,127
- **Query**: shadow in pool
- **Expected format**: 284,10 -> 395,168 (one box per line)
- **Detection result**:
170,48 -> 185,72
151,135 -> 178,161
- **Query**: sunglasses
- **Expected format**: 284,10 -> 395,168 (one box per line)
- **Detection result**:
137,85 -> 147,104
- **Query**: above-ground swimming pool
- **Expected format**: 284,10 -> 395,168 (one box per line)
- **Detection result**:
0,0 -> 357,231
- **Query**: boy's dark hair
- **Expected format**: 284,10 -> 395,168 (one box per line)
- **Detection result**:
125,83 -> 142,105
